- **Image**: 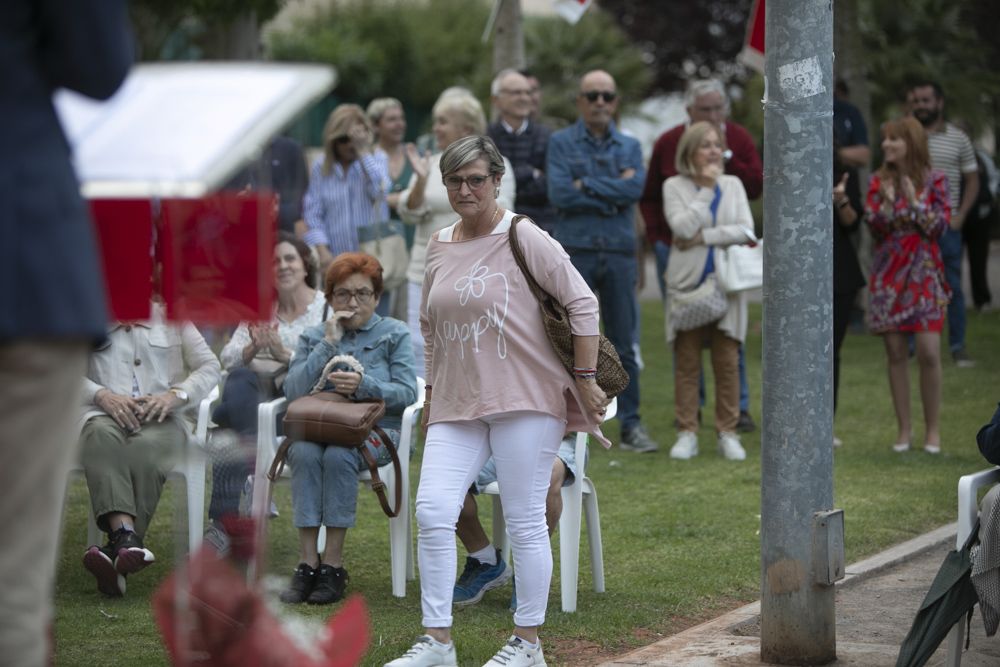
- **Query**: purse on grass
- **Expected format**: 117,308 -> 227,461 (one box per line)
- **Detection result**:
270,357 -> 402,518
508,216 -> 630,398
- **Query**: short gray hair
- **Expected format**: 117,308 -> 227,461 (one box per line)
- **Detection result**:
432,89 -> 486,136
366,97 -> 403,125
490,68 -> 522,97
439,135 -> 506,179
684,79 -> 729,110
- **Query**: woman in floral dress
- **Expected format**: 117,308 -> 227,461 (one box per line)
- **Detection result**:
865,116 -> 951,454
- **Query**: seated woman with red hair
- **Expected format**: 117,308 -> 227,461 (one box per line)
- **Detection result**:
278,252 -> 417,605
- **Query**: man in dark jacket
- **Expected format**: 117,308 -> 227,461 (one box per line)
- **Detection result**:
0,2 -> 132,663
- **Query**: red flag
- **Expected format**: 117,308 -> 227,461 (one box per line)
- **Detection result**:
159,192 -> 276,325
740,0 -> 765,74
90,199 -> 154,321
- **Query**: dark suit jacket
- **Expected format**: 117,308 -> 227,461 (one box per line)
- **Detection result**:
0,0 -> 132,340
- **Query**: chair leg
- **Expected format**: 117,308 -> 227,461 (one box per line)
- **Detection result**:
386,469 -> 407,598
583,482 -> 605,593
184,448 -> 206,554
317,526 -> 327,555
946,620 -> 964,666
559,483 -> 584,613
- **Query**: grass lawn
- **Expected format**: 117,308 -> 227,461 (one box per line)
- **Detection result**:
54,302 -> 999,666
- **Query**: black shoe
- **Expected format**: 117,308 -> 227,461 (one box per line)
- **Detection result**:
280,563 -> 317,603
83,541 -> 125,597
307,564 -> 348,605
736,411 -> 756,433
109,527 -> 155,576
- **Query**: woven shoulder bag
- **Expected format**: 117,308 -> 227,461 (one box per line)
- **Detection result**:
508,216 -> 629,398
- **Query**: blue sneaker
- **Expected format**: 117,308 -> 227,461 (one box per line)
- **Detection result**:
453,549 -> 512,607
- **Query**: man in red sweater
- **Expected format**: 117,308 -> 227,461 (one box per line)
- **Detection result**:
640,79 -> 763,433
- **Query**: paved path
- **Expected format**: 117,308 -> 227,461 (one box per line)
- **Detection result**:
599,525 -> 1000,666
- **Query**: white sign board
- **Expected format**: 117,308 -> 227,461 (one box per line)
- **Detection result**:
55,62 -> 336,198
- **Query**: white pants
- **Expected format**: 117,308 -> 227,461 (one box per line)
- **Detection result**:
407,280 -> 425,375
415,411 -> 564,628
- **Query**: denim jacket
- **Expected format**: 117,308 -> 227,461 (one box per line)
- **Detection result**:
284,314 -> 417,430
546,119 -> 646,253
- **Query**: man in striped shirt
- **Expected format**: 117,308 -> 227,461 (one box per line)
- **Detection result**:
910,81 -> 979,367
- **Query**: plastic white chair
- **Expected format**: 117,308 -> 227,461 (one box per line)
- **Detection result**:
484,397 -> 617,612
251,377 -> 424,598
945,466 -> 1000,666
69,385 -> 219,553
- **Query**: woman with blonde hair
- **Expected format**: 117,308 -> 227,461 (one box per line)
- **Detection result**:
663,121 -> 755,462
398,89 -> 515,370
865,116 -> 950,454
302,103 -> 391,278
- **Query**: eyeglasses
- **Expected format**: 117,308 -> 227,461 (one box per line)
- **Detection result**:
332,288 -> 375,304
581,90 -> 617,103
333,136 -> 352,145
443,174 -> 491,191
500,88 -> 532,97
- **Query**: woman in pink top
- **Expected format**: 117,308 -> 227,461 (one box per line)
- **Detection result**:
385,136 -> 609,667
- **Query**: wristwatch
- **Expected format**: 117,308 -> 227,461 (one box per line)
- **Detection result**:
169,387 -> 189,402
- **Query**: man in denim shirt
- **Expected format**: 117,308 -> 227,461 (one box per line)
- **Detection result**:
547,70 -> 656,453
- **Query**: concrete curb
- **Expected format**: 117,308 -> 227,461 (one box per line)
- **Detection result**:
839,522 -> 956,587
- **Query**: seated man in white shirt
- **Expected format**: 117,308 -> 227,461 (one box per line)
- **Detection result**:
79,302 -> 220,597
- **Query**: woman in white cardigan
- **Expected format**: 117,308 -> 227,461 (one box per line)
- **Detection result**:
397,88 -> 514,371
663,121 -> 755,462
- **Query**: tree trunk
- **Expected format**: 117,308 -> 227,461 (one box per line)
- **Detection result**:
201,11 -> 261,60
492,0 -> 525,74
833,0 -> 871,145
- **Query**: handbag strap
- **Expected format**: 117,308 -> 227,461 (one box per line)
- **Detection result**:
508,215 -> 553,306
359,425 -> 402,518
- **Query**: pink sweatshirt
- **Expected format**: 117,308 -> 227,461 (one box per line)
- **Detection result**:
420,210 -> 610,447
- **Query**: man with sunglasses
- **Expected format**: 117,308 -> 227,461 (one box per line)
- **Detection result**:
547,70 -> 657,453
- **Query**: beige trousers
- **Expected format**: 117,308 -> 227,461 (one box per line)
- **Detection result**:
674,325 -> 741,433
0,341 -> 88,667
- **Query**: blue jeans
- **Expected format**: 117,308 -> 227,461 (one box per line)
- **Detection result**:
938,229 -> 966,353
658,241 -> 750,413
288,429 -> 398,528
567,249 -> 641,433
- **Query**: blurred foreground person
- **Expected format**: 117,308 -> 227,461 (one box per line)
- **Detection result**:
0,0 -> 131,662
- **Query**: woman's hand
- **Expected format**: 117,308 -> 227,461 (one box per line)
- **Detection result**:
325,315 -> 350,344
406,144 -> 429,181
900,175 -> 918,205
575,377 -> 610,422
136,391 -> 184,423
833,173 -> 849,206
327,371 -> 362,396
95,389 -> 143,432
348,123 -> 373,154
880,178 -> 896,205
673,230 -> 705,251
699,162 -> 723,185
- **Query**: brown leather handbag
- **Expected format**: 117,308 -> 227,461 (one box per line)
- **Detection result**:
270,392 -> 402,518
508,215 -> 630,398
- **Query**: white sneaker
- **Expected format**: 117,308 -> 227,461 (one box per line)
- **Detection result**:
384,635 -> 457,667
717,431 -> 746,461
481,636 -> 546,667
669,431 -> 699,460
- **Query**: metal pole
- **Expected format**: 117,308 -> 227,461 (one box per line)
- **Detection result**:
760,0 -> 837,664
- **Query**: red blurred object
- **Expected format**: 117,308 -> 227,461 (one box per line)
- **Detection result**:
160,193 -> 276,324
89,199 -> 154,321
739,0 -> 765,73
154,547 -> 371,667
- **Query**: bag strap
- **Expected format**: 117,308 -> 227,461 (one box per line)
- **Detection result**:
266,425 -> 401,518
507,215 -> 552,306
360,425 -> 403,518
